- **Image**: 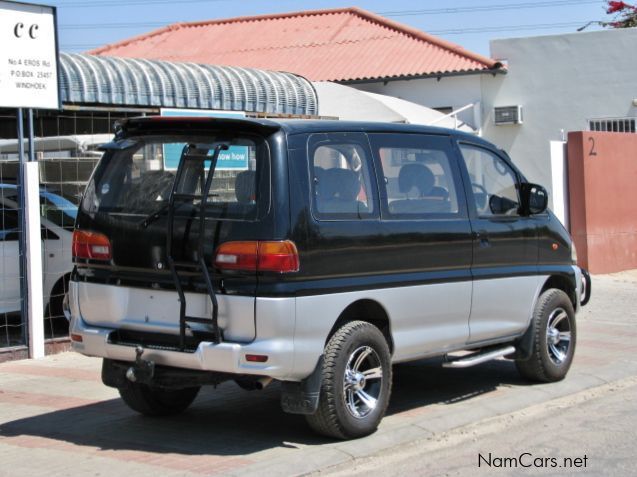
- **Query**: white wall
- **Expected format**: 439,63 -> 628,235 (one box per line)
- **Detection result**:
342,27 -> 637,208
482,28 -> 637,203
351,75 -> 485,128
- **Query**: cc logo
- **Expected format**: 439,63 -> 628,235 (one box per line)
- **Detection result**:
14,23 -> 39,39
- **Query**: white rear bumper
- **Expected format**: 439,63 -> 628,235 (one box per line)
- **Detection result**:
68,281 -> 303,380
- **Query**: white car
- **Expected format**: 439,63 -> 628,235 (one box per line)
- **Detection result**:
0,184 -> 77,318
0,134 -> 111,160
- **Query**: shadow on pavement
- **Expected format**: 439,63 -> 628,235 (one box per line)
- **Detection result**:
389,357 -> 526,413
0,358 -> 527,456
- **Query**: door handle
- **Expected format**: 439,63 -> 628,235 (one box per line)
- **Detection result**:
474,231 -> 490,247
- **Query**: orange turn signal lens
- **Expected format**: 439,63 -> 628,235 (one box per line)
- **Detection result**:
214,240 -> 299,273
257,241 -> 300,273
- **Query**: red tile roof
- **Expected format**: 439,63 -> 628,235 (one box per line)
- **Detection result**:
90,7 -> 503,82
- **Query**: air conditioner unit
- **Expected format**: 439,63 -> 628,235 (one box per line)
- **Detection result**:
494,105 -> 523,125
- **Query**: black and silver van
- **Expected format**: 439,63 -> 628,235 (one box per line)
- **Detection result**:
68,117 -> 590,439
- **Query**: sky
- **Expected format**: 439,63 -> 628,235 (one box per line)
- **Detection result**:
30,0 -> 614,57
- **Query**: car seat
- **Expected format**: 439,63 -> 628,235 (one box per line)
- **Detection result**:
389,163 -> 450,214
317,168 -> 367,214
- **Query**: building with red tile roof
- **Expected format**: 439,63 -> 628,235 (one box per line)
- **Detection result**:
90,7 -> 503,83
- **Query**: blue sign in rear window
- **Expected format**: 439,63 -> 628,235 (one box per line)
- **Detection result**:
159,108 -> 249,171
163,144 -> 249,170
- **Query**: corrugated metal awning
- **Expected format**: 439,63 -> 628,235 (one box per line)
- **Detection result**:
59,53 -> 318,115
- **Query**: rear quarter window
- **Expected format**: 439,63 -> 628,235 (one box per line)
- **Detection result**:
308,132 -> 378,221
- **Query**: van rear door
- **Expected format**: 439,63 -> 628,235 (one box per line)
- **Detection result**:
74,128 -> 272,343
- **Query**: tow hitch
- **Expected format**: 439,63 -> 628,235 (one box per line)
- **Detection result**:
102,352 -> 235,390
125,346 -> 155,384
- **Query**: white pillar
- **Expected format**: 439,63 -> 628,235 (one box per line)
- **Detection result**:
549,140 -> 569,229
24,161 -> 45,359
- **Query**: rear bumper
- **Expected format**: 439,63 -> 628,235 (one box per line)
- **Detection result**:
70,316 -> 295,378
68,281 -> 301,380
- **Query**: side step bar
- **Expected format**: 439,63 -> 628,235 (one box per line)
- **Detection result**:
442,345 -> 516,369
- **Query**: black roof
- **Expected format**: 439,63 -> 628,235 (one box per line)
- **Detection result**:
277,119 -> 482,142
120,116 -> 490,147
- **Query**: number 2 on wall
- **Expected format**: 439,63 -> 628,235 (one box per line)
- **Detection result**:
588,137 -> 597,157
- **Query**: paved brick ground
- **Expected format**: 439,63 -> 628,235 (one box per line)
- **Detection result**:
0,272 -> 635,476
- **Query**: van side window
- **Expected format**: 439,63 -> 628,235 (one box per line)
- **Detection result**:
309,133 -> 376,220
459,145 -> 520,216
369,133 -> 461,218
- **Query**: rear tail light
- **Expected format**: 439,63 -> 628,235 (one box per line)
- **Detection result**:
214,240 -> 299,273
72,230 -> 112,261
214,241 -> 258,271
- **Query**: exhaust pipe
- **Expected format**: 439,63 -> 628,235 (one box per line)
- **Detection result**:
255,377 -> 273,390
236,377 -> 273,390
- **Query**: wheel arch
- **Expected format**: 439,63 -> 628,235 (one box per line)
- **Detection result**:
541,274 -> 577,309
325,299 -> 394,354
517,273 -> 577,361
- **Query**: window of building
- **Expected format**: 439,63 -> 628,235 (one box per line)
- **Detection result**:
589,118 -> 636,133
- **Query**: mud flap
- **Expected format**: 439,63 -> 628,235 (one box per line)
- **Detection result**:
280,356 -> 323,415
515,316 -> 536,361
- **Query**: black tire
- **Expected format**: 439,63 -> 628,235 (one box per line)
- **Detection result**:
45,275 -> 69,320
306,320 -> 392,439
516,289 -> 576,382
44,276 -> 71,338
118,383 -> 200,416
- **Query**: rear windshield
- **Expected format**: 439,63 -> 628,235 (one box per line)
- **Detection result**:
82,135 -> 268,220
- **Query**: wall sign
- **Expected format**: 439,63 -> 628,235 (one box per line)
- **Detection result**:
0,1 -> 60,109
